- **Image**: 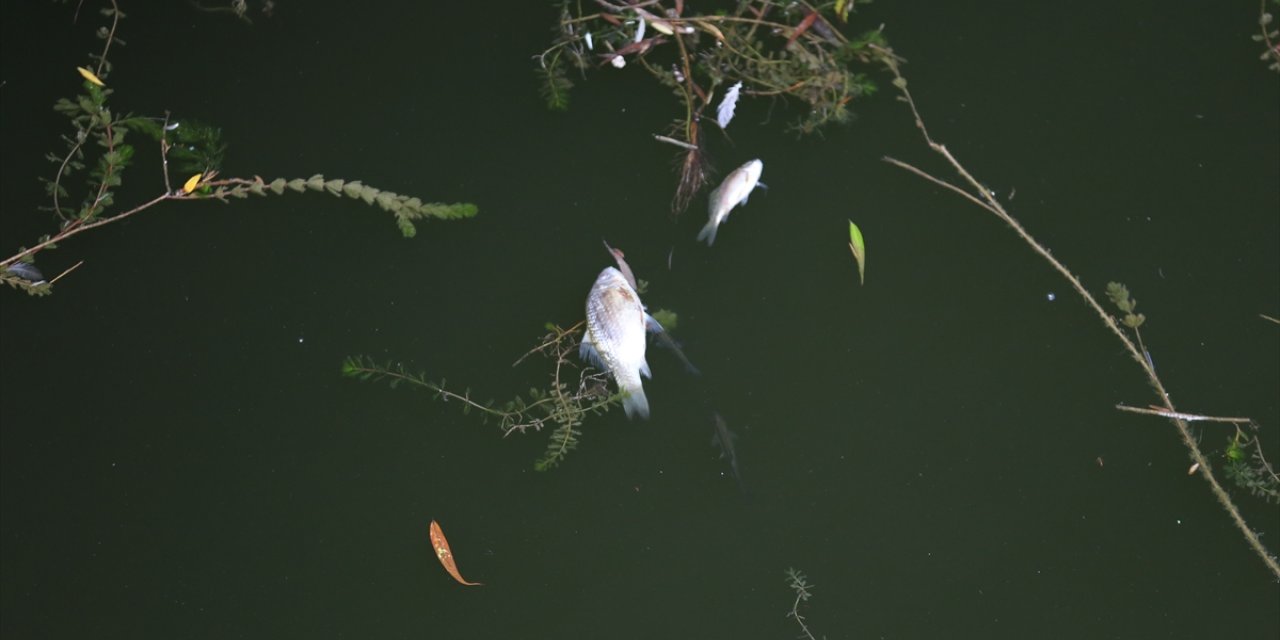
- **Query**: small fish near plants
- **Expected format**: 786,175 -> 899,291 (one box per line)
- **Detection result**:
536,0 -> 885,215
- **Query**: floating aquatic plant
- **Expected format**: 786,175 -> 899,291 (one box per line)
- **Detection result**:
1,0 -> 476,297
536,0 -> 884,214
343,322 -> 624,471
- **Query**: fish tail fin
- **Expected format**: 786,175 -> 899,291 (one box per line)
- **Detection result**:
696,220 -> 718,246
618,374 -> 650,420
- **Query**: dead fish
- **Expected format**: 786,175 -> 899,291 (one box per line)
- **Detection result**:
581,266 -> 653,419
697,158 -> 764,246
711,412 -> 746,493
3,262 -> 46,284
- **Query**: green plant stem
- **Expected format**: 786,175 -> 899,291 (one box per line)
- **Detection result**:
93,0 -> 122,78
341,360 -> 515,423
874,44 -> 1280,580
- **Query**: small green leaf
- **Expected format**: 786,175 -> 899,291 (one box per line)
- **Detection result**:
650,308 -> 678,330
847,220 -> 866,285
1226,438 -> 1244,461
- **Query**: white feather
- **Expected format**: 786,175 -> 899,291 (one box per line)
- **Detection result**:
717,81 -> 743,129
585,31 -> 594,50
634,17 -> 646,43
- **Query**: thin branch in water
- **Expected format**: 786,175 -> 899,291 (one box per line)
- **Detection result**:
652,134 -> 699,150
1115,405 -> 1255,425
872,45 -> 1280,579
48,260 -> 85,286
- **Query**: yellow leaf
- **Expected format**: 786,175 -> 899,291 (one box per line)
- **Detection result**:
693,20 -> 726,42
76,66 -> 105,87
182,173 -> 203,194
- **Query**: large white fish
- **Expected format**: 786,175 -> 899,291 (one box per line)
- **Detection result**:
697,158 -> 764,246
581,266 -> 653,419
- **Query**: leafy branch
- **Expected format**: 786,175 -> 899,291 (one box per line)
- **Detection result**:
343,322 -> 625,471
873,44 -> 1280,579
2,1 -> 476,296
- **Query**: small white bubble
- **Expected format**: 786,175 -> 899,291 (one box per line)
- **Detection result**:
297,337 -> 304,344
1046,292 -> 1056,301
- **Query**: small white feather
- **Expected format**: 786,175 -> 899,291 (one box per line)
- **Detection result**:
634,17 -> 646,43
716,81 -> 743,129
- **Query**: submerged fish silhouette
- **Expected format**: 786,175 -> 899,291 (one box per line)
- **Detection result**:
4,262 -> 46,284
697,158 -> 764,246
711,412 -> 747,494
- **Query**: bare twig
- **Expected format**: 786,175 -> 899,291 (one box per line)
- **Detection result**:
47,260 -> 85,286
652,134 -> 699,150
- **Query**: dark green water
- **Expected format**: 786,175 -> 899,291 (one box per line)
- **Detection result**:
3,2 -> 1278,638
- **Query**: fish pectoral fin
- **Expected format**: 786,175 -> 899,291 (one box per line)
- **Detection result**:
755,181 -> 768,192
579,336 -> 606,370
644,313 -> 666,334
639,358 -> 652,379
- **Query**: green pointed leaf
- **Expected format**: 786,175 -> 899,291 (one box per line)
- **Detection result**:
847,220 -> 866,285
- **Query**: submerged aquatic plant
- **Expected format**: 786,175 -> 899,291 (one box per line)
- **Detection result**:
535,0 -> 884,214
1254,0 -> 1280,73
1224,427 -> 1280,504
343,322 -> 625,471
784,567 -> 823,640
1,1 -> 476,296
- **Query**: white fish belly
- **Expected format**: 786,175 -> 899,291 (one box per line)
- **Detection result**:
584,267 -> 650,417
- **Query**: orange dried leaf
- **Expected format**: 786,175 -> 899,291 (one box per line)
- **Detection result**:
786,11 -> 818,48
429,520 -> 483,586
